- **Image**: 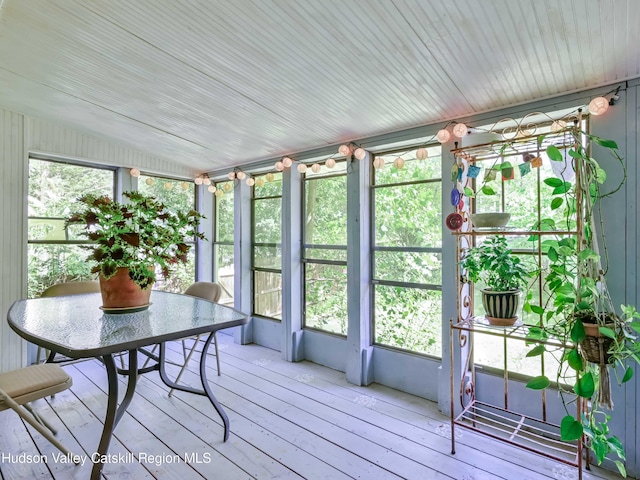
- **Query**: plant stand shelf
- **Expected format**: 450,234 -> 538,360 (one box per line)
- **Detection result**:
453,400 -> 581,467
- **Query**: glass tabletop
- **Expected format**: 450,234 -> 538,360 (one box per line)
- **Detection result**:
7,291 -> 248,358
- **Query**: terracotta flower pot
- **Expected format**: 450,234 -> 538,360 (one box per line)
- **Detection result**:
99,267 -> 152,310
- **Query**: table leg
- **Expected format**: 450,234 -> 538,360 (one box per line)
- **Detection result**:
157,335 -> 230,441
91,350 -> 139,480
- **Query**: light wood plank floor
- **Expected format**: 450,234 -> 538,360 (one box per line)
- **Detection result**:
0,336 -> 629,480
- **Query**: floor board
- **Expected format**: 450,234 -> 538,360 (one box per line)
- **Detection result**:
0,338 -> 630,480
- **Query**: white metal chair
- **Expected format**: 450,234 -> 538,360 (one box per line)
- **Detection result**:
169,282 -> 223,396
36,281 -> 101,363
0,364 -> 79,461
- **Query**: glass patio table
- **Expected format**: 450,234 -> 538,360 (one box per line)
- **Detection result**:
7,290 -> 248,480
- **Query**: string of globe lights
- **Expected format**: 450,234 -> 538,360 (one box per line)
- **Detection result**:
128,84 -> 622,194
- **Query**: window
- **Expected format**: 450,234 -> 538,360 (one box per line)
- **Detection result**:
252,173 -> 282,319
303,162 -> 348,335
138,174 -> 196,292
27,158 -> 115,298
213,181 -> 234,307
372,146 -> 443,356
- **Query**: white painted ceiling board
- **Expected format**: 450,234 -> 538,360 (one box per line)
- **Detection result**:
0,0 -> 638,177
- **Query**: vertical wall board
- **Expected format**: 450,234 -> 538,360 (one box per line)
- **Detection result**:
0,108 -> 26,372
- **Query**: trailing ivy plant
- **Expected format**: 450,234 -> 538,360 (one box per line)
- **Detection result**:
520,120 -> 640,476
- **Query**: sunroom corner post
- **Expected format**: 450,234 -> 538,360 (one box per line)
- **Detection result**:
195,183 -> 214,282
438,137 -> 459,416
234,179 -> 253,345
281,166 -> 304,362
346,151 -> 373,386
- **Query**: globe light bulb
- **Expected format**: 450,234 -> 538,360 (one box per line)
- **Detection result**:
228,172 -> 236,180
145,178 -> 154,186
354,148 -> 366,160
266,172 -> 275,182
453,123 -> 468,138
164,182 -> 173,190
282,157 -> 293,168
311,163 -> 321,173
588,96 -> 609,115
236,171 -> 246,180
181,181 -> 190,190
255,178 -> 265,187
325,158 -> 336,169
275,161 -> 284,171
416,148 -> 428,160
223,183 -> 232,192
203,177 -> 211,185
373,157 -> 385,169
297,163 -> 307,173
194,176 -> 203,185
130,168 -> 140,177
214,189 -> 224,198
338,144 -> 351,156
394,157 -> 405,169
207,185 -> 215,193
436,129 -> 451,143
246,177 -> 255,186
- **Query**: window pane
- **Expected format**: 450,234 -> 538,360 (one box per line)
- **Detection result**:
374,285 -> 442,356
216,182 -> 234,243
254,173 -> 282,198
28,159 -> 114,297
253,246 -> 282,269
305,176 -> 347,245
154,250 -> 195,293
374,147 -> 441,186
304,263 -> 348,335
138,175 -> 195,213
375,251 -> 442,284
28,244 -> 96,298
374,182 -> 442,248
254,198 -> 281,244
28,159 -> 113,218
254,271 -> 282,319
215,244 -> 235,307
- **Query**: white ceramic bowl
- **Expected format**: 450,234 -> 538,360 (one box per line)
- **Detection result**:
472,212 -> 511,228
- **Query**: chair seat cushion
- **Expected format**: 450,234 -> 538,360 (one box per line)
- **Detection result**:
0,364 -> 72,409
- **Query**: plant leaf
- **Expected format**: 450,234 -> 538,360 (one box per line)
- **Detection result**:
622,366 -> 634,383
526,345 -> 546,357
548,247 -> 559,262
560,415 -> 583,441
574,372 -> 595,398
629,321 -> 640,334
543,177 -> 563,187
567,348 -> 584,371
530,305 -> 545,315
571,320 -> 586,343
526,375 -> 550,390
546,145 -> 563,162
550,197 -> 563,210
590,136 -> 618,149
552,182 -> 572,194
598,326 -> 616,339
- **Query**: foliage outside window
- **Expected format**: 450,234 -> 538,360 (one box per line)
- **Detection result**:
28,158 -> 115,298
138,174 -> 196,293
214,181 -> 235,307
252,173 -> 282,319
303,162 -> 348,335
372,146 -> 443,356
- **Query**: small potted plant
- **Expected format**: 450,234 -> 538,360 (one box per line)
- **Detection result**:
66,191 -> 204,311
459,235 -> 531,325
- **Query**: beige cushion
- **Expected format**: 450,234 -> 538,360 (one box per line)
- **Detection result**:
184,282 -> 222,302
0,364 -> 72,410
41,281 -> 100,297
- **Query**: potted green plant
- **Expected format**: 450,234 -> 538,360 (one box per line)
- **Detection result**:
459,235 -> 531,326
520,118 -> 640,476
66,191 -> 204,310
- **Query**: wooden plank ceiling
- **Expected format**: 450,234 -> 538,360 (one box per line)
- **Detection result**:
0,0 -> 638,175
